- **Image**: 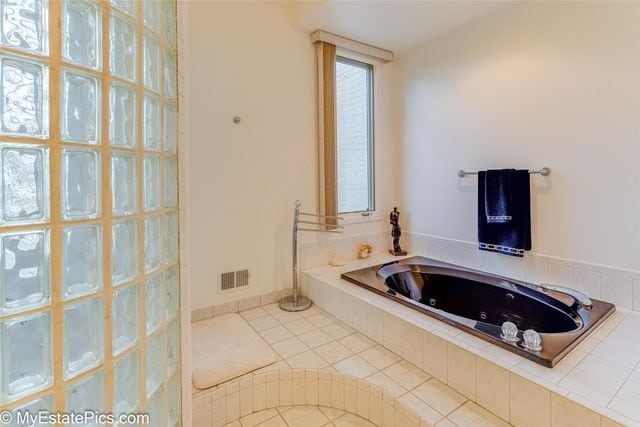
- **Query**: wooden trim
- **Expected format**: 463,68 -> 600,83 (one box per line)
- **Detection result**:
311,30 -> 393,63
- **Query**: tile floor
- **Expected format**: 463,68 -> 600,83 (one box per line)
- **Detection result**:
209,303 -> 511,426
222,405 -> 375,427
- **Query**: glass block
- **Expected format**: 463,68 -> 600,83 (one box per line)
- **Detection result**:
62,224 -> 102,300
61,148 -> 100,220
167,370 -> 181,427
163,103 -> 177,153
61,68 -> 100,144
146,330 -> 163,397
63,297 -> 103,380
145,272 -> 162,334
143,0 -> 159,32
111,0 -> 135,17
145,214 -> 161,273
111,219 -> 138,286
1,0 -> 48,55
0,143 -> 49,225
9,393 -> 53,427
66,371 -> 104,419
166,317 -> 179,376
143,32 -> 160,92
112,283 -> 139,355
0,53 -> 48,138
165,266 -> 178,319
0,229 -> 50,315
62,0 -> 101,70
111,151 -> 137,216
0,311 -> 52,404
146,387 -> 164,427
164,212 -> 178,264
143,155 -> 160,211
114,350 -> 140,416
109,11 -> 136,82
163,48 -> 176,99
143,93 -> 160,150
162,0 -> 176,46
164,157 -> 177,208
109,82 -> 136,148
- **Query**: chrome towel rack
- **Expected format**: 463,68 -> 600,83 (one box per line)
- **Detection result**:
457,167 -> 551,178
280,200 -> 343,312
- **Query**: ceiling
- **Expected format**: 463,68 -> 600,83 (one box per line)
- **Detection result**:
292,1 -> 518,55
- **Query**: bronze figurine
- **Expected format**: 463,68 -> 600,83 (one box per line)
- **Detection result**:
389,207 -> 407,256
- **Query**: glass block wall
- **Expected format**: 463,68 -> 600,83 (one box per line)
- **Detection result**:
0,0 -> 181,425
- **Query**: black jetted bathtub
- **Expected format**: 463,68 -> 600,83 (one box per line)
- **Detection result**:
341,256 -> 615,367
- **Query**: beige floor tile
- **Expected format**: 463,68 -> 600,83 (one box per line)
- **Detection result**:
260,325 -> 295,345
285,318 -> 318,336
412,379 -> 467,416
333,412 -> 377,427
271,336 -> 310,359
383,360 -> 431,390
399,393 -> 444,425
239,408 -> 280,427
298,328 -> 335,348
319,406 -> 346,421
333,355 -> 378,379
281,405 -> 330,427
323,321 -> 355,339
360,345 -> 401,370
256,414 -> 287,427
308,313 -> 338,328
339,333 -> 376,353
240,307 -> 270,321
300,305 -> 325,318
224,421 -> 241,427
272,310 -> 304,324
448,401 -> 510,427
249,315 -> 280,332
434,419 -> 457,427
315,341 -> 354,364
286,350 -> 329,370
365,372 -> 406,397
263,303 -> 281,314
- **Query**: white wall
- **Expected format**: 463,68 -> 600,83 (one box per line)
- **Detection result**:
184,1 -> 396,309
394,1 -> 640,271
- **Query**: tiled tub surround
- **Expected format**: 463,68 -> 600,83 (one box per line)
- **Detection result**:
298,231 -> 640,312
192,303 -> 519,427
302,256 -> 639,426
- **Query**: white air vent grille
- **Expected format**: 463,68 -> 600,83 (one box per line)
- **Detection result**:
220,269 -> 250,291
221,272 -> 235,291
236,269 -> 249,288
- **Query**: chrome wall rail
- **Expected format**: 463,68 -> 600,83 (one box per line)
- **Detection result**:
457,167 -> 551,177
280,200 -> 344,312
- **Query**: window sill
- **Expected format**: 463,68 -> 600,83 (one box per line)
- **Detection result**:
339,211 -> 381,225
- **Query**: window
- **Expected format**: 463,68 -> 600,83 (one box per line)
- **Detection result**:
336,56 -> 374,214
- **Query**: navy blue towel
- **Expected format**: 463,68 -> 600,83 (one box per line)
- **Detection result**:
484,169 -> 515,223
478,170 -> 531,257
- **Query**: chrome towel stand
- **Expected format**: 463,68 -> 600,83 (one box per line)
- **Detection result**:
279,200 -> 344,312
457,167 -> 551,178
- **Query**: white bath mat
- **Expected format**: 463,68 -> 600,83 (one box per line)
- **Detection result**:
191,313 -> 278,390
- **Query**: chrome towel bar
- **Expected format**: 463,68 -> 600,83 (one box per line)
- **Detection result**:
457,167 -> 551,178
